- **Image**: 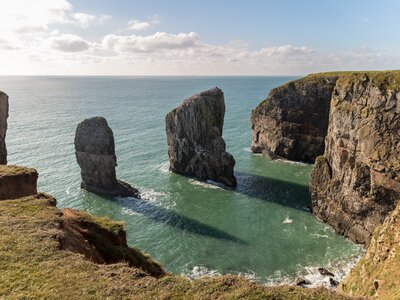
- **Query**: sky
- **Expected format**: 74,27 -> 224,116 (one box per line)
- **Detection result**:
0,0 -> 399,75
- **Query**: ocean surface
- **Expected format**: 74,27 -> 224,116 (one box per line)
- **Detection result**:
1,76 -> 362,286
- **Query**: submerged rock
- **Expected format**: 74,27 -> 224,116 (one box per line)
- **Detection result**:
75,117 -> 139,197
165,87 -> 237,187
0,91 -> 8,164
318,268 -> 334,277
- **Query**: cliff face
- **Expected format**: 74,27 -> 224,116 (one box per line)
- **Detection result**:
0,165 -> 37,199
310,72 -> 400,244
0,91 -> 8,164
251,75 -> 337,163
75,117 -> 139,197
339,202 -> 400,299
252,71 -> 400,244
166,87 -> 237,187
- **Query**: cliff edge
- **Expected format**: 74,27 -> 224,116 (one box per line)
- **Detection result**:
252,71 -> 400,244
0,91 -> 8,164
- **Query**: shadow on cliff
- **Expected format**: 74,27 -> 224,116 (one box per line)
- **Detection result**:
234,172 -> 311,211
114,196 -> 247,245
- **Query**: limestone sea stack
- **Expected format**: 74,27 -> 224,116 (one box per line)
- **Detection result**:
166,87 -> 237,187
75,117 -> 139,197
0,91 -> 9,164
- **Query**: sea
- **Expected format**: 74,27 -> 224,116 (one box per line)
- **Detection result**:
0,76 -> 363,287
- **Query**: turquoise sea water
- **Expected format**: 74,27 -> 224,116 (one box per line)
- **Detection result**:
1,76 -> 362,285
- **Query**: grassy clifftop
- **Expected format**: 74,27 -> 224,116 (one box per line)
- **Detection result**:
0,193 -> 351,299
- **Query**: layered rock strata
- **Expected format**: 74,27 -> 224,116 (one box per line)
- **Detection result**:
166,87 -> 237,187
75,117 -> 139,197
252,71 -> 400,244
0,165 -> 38,199
0,91 -> 8,164
310,72 -> 400,244
251,74 -> 338,163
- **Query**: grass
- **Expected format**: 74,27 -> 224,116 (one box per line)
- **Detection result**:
0,165 -> 37,176
0,193 -> 353,299
339,202 -> 400,299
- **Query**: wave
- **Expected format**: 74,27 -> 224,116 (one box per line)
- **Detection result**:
188,179 -> 225,190
158,162 -> 170,174
140,188 -> 167,203
182,265 -> 258,282
264,255 -> 363,289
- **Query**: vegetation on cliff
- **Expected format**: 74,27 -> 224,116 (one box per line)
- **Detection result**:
339,202 -> 400,299
0,192 -> 351,299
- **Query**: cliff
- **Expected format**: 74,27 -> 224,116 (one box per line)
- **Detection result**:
0,166 -> 348,299
0,165 -> 37,199
0,91 -> 8,164
251,74 -> 338,163
252,71 -> 400,244
339,202 -> 400,299
166,87 -> 237,187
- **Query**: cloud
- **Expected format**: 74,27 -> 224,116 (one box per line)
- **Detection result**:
103,31 -> 199,53
71,13 -> 112,28
128,15 -> 160,31
51,34 -> 91,52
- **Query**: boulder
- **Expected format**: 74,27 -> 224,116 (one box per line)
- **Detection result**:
75,117 -> 139,197
165,87 -> 236,187
0,91 -> 8,164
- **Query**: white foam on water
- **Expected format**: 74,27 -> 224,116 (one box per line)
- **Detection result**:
310,233 -> 330,239
283,216 -> 293,224
188,179 -> 224,190
183,265 -> 259,282
273,158 -> 310,166
158,162 -> 170,173
264,255 -> 364,289
140,188 -> 167,203
121,207 -> 140,216
243,147 -> 252,153
183,266 -> 221,279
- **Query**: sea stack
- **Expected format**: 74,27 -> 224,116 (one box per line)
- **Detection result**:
75,117 -> 139,197
165,87 -> 237,187
0,91 -> 9,165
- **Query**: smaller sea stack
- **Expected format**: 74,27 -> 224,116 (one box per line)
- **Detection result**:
165,87 -> 236,187
75,117 -> 139,197
0,91 -> 9,165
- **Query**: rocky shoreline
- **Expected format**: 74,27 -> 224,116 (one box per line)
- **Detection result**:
1,71 -> 399,298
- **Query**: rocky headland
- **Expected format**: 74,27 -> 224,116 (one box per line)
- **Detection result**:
0,91 -> 8,164
166,87 -> 237,187
75,117 -> 139,197
252,71 -> 400,245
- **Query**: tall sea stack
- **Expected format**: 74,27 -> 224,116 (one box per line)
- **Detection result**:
75,117 -> 139,197
251,72 -> 400,244
166,87 -> 237,187
0,91 -> 9,164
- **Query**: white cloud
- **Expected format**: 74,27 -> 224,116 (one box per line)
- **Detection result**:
103,32 -> 199,53
128,15 -> 160,31
51,34 -> 91,52
0,1 -> 397,75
